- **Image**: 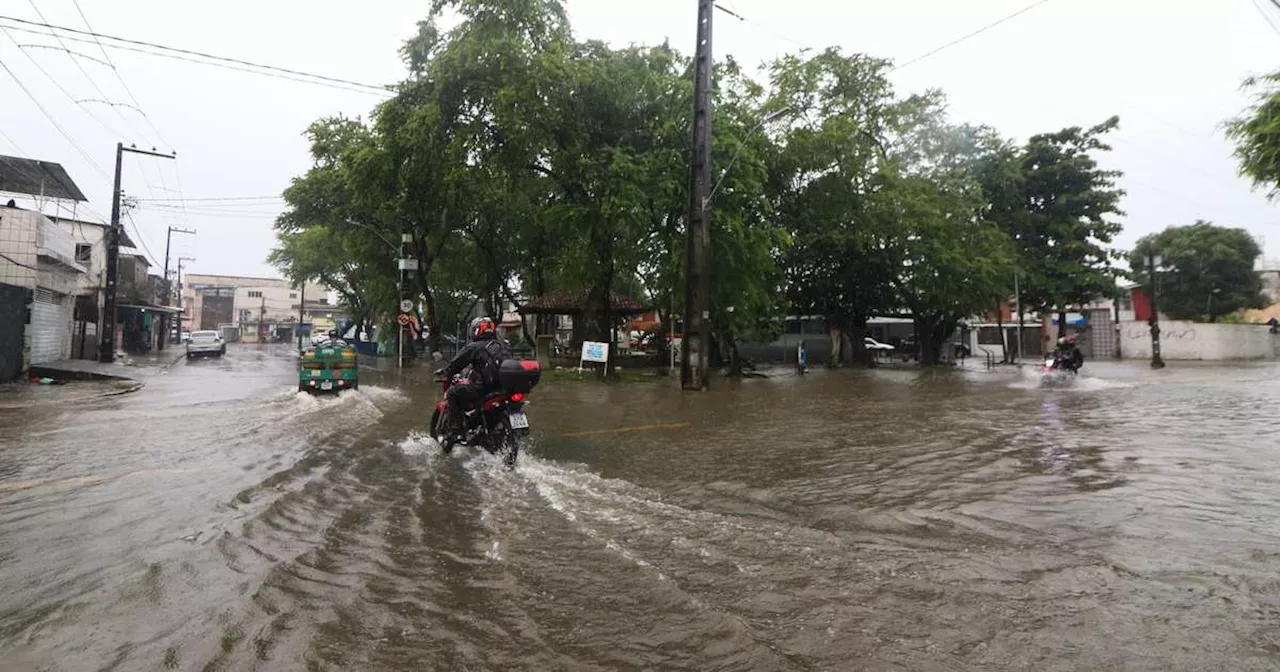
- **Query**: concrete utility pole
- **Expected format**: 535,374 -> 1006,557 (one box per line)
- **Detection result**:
681,0 -> 715,391
176,256 -> 194,334
398,230 -> 418,369
161,225 -> 195,349
99,142 -> 176,363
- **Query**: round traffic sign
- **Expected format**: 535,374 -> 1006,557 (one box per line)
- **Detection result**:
399,299 -> 413,313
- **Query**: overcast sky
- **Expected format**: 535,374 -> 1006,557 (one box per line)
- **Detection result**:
2,0 -> 1278,279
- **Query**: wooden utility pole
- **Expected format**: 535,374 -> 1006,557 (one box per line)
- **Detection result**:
681,0 -> 715,391
99,142 -> 176,363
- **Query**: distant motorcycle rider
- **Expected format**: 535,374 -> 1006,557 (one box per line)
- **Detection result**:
1055,335 -> 1084,373
438,317 -> 511,433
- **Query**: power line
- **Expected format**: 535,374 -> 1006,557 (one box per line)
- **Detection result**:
2,28 -> 131,140
124,211 -> 160,267
0,56 -> 110,180
0,252 -> 39,271
23,0 -> 152,144
135,195 -> 283,202
12,42 -> 111,67
891,0 -> 1056,72
69,0 -> 169,147
1250,0 -> 1280,38
0,15 -> 393,95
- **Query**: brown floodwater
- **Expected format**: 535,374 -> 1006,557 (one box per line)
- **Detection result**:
2,345 -> 1279,670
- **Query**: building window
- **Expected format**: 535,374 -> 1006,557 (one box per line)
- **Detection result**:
74,243 -> 92,263
247,290 -> 263,298
1118,294 -> 1133,312
290,292 -> 297,299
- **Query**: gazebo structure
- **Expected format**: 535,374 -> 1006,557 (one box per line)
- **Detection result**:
518,290 -> 653,364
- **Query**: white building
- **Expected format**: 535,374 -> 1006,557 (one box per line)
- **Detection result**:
0,205 -> 87,369
181,274 -> 329,342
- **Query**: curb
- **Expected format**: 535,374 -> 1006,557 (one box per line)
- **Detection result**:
3,350 -> 184,410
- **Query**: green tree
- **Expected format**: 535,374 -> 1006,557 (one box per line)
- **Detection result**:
1129,221 -> 1266,322
1014,118 -> 1126,333
883,122 -> 1016,366
768,49 -> 916,366
1226,72 -> 1280,198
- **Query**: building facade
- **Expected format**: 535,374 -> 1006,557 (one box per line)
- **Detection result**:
181,274 -> 330,343
0,205 -> 87,375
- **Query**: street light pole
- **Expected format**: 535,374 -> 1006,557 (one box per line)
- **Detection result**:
1147,253 -> 1166,369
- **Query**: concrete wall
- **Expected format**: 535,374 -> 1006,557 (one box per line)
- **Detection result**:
1119,320 -> 1279,360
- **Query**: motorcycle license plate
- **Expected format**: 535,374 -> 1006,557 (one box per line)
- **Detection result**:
508,411 -> 529,429
321,381 -> 333,390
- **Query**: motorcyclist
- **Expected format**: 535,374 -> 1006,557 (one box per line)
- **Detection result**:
437,317 -> 511,434
1055,335 -> 1084,373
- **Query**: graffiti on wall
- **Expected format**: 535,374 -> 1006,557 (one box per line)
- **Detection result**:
1127,326 -> 1196,341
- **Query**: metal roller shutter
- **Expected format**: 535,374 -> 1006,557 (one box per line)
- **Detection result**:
30,289 -> 71,364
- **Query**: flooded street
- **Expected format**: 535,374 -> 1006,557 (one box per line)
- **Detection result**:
2,346 -> 1280,670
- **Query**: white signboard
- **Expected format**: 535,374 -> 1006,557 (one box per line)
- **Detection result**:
581,340 -> 610,364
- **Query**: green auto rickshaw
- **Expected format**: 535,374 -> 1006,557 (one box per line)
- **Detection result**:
299,338 -> 359,393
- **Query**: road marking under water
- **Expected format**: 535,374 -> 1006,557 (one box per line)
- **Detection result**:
562,422 -> 691,438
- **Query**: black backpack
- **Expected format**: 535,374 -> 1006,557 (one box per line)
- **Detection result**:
476,339 -> 511,388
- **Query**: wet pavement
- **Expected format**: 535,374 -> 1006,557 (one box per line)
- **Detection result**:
1,346 -> 1279,670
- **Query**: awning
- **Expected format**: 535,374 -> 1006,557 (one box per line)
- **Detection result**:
0,155 -> 88,201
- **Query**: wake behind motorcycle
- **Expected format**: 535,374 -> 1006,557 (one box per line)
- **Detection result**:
430,359 -> 542,467
1039,354 -> 1077,388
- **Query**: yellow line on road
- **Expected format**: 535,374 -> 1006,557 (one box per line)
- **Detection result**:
562,422 -> 691,439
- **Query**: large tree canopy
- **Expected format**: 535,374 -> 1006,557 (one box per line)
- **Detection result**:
269,0 -> 1128,373
1227,72 -> 1280,199
1130,221 -> 1267,322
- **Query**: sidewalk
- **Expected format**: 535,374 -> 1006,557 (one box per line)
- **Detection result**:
0,350 -> 186,410
28,349 -> 187,383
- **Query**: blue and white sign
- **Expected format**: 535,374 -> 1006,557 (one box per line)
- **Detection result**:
581,340 -> 610,364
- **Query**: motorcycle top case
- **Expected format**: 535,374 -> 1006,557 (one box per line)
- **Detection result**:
498,359 -> 542,394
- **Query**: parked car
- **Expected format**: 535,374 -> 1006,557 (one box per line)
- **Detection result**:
864,337 -> 895,351
186,330 -> 226,358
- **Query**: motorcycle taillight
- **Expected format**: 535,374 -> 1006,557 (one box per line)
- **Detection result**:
510,392 -> 525,402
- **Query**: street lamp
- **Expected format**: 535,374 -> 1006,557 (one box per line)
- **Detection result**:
1146,253 -> 1166,369
704,107 -> 793,210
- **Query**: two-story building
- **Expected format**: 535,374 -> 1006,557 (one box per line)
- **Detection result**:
181,274 -> 330,343
0,202 -> 88,376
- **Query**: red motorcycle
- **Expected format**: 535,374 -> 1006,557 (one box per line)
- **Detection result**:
430,360 -> 541,467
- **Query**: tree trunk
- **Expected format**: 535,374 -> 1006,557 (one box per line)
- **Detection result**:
654,302 -> 670,376
423,285 -> 440,353
724,330 -> 742,376
996,300 -> 1007,363
1057,309 -> 1068,339
850,315 -> 870,367
827,322 -> 843,368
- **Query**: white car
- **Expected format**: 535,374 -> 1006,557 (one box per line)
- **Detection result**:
186,330 -> 226,358
864,337 -> 895,351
